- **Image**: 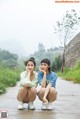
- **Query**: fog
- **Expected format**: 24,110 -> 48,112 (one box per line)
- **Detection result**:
0,0 -> 80,56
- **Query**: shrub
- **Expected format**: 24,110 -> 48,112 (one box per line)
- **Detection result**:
58,61 -> 80,83
0,83 -> 6,94
0,68 -> 20,94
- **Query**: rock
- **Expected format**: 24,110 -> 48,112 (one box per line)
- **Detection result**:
65,32 -> 80,67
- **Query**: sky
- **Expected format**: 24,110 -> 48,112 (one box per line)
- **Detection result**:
0,0 -> 80,55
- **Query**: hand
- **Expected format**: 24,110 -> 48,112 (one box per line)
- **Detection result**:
39,66 -> 46,74
26,68 -> 31,75
24,84 -> 30,88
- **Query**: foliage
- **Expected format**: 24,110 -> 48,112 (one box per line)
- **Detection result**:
38,43 -> 45,52
18,43 -> 63,71
54,9 -> 80,71
51,55 -> 62,71
0,49 -> 18,68
0,83 -> 6,94
58,61 -> 80,83
54,9 -> 80,47
28,43 -> 63,67
0,68 -> 21,94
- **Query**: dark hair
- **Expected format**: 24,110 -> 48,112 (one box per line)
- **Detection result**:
41,58 -> 51,72
24,57 -> 36,67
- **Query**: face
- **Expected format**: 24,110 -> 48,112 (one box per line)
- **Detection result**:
26,61 -> 35,72
40,63 -> 49,72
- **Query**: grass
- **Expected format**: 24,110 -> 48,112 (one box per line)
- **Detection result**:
57,61 -> 80,83
0,68 -> 20,94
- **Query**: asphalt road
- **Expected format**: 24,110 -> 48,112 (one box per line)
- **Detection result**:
0,78 -> 80,119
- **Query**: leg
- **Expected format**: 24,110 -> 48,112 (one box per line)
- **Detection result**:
38,87 -> 47,110
17,86 -> 28,102
27,87 -> 37,110
23,95 -> 29,103
23,87 -> 37,103
47,87 -> 57,102
43,84 -> 51,104
17,86 -> 28,110
38,87 -> 46,101
28,87 -> 37,102
46,87 -> 57,110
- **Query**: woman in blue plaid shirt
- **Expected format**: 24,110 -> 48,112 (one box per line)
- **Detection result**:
38,58 -> 57,110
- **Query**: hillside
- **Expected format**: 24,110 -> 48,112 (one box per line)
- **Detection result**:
65,32 -> 80,67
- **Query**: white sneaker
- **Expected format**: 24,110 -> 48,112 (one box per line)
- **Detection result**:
47,102 -> 53,110
28,102 -> 35,110
41,103 -> 47,110
17,102 -> 24,110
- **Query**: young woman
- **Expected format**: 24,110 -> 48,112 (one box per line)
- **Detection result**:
38,58 -> 57,110
17,57 -> 38,110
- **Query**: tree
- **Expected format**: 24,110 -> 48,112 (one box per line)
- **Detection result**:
28,43 -> 63,67
0,49 -> 18,68
54,9 -> 80,72
51,55 -> 62,71
38,43 -> 45,52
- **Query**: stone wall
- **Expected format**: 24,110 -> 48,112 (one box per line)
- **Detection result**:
65,32 -> 80,67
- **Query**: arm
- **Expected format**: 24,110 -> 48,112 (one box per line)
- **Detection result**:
38,71 -> 46,87
19,71 -> 31,87
27,72 -> 38,88
43,83 -> 51,98
43,83 -> 51,103
30,79 -> 38,87
20,71 -> 38,88
41,71 -> 47,88
38,71 -> 47,87
38,66 -> 47,87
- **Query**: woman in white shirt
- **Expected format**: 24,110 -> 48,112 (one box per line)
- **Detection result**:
17,57 -> 38,110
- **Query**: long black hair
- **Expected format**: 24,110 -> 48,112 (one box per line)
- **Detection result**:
41,58 -> 51,72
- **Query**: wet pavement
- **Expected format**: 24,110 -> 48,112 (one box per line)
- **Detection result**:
0,78 -> 80,119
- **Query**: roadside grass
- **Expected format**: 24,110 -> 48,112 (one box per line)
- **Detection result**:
0,68 -> 20,94
57,61 -> 80,83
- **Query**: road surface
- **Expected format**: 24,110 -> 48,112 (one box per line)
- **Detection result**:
0,78 -> 80,119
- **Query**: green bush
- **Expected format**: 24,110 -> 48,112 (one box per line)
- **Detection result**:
0,68 -> 21,94
0,83 -> 6,94
64,67 -> 70,73
58,61 -> 80,83
64,70 -> 80,83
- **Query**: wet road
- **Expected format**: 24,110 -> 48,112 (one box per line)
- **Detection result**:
0,78 -> 80,119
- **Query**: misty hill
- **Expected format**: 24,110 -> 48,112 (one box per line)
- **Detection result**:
65,32 -> 80,67
29,43 -> 63,66
0,49 -> 18,68
0,40 -> 27,57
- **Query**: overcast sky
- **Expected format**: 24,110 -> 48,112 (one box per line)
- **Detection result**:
0,0 -> 80,55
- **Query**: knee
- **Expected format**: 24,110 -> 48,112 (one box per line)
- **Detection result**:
50,87 -> 56,94
17,86 -> 27,95
19,86 -> 27,91
38,88 -> 46,98
49,88 -> 57,98
39,88 -> 46,94
31,87 -> 37,94
38,88 -> 46,101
